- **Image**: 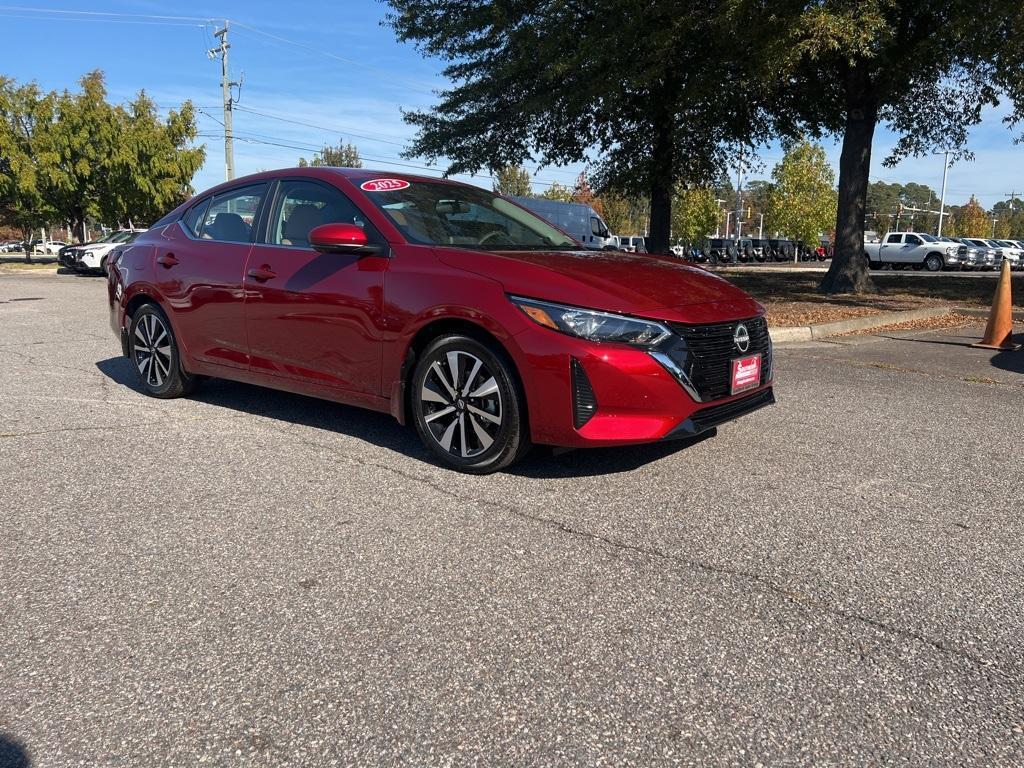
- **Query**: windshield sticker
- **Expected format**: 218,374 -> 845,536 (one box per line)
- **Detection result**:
360,178 -> 411,192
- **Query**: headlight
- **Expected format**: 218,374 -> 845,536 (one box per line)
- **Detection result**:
510,296 -> 671,347
946,247 -> 955,255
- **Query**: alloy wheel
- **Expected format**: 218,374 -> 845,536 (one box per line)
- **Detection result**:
419,350 -> 503,459
133,312 -> 172,388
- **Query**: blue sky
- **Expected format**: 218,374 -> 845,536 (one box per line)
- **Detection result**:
2,1 -> 1021,212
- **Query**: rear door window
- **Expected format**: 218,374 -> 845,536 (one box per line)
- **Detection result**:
198,185 -> 267,243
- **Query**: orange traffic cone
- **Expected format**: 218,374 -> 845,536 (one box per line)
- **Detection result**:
972,258 -> 1021,351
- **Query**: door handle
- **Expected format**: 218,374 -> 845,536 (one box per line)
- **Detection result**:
247,265 -> 277,282
156,253 -> 178,268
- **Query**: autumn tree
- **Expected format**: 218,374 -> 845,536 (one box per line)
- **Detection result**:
492,165 -> 531,196
766,140 -> 837,247
954,196 -> 991,238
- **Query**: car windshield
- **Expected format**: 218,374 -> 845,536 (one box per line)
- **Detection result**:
109,231 -> 134,243
359,180 -> 577,250
919,233 -> 938,242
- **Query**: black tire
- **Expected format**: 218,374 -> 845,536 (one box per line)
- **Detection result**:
924,254 -> 943,272
410,334 -> 530,474
128,304 -> 198,398
709,251 -> 721,266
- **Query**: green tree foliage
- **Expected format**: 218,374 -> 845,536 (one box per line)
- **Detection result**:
539,182 -> 574,202
601,195 -> 648,236
770,0 -> 1024,292
991,200 -> 1024,238
103,91 -> 204,228
299,141 -> 362,168
492,165 -> 531,196
385,0 -> 773,254
766,141 -> 837,246
671,188 -> 719,244
0,72 -> 203,249
0,77 -> 56,259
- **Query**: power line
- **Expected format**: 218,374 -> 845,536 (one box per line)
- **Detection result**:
0,11 -> 203,27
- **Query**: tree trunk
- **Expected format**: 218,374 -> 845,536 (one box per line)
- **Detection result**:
647,117 -> 674,255
820,105 -> 877,294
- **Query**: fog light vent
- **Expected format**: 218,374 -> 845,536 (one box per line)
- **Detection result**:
571,357 -> 597,429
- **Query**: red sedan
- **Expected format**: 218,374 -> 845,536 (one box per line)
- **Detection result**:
107,168 -> 774,473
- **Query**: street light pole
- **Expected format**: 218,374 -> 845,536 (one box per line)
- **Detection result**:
935,150 -> 951,236
715,198 -> 726,238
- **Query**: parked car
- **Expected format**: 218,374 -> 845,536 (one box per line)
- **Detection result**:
509,197 -> 617,250
957,239 -> 998,270
1,240 -> 24,253
72,229 -> 147,274
107,168 -> 775,473
766,239 -> 795,261
705,237 -> 739,264
618,235 -> 647,253
991,240 -> 1023,269
748,238 -> 770,262
864,231 -> 962,271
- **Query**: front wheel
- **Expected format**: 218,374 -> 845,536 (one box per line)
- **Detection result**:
128,304 -> 198,398
924,254 -> 943,272
411,335 -> 530,474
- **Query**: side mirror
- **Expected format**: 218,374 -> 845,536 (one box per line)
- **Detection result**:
309,223 -> 381,254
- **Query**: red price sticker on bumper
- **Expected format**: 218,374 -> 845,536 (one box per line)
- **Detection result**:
731,354 -> 762,394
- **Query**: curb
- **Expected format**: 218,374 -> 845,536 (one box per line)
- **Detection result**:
770,307 -> 954,344
953,306 -> 1024,322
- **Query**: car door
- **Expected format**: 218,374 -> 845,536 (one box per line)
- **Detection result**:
152,183 -> 268,370
243,178 -> 388,395
880,233 -> 903,262
900,234 -> 923,264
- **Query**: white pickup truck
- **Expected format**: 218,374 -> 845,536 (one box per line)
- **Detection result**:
864,232 -> 963,271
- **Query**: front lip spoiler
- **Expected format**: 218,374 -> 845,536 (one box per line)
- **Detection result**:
663,387 -> 775,440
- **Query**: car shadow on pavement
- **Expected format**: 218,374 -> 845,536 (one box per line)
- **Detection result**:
96,356 -> 706,477
0,733 -> 31,768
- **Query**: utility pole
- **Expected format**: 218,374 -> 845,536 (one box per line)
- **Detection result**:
935,150 -> 951,236
210,22 -> 237,181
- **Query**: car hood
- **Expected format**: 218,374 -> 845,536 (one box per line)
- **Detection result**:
435,248 -> 764,323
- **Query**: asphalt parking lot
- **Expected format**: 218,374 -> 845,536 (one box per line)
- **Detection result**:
1,271 -> 1023,766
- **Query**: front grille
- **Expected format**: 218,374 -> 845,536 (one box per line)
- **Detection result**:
690,388 -> 775,432
571,357 -> 597,428
667,317 -> 771,401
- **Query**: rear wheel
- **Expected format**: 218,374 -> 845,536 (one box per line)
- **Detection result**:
411,335 -> 530,474
128,304 -> 198,398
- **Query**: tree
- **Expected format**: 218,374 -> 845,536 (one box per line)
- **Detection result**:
492,165 -> 531,196
1,72 -> 203,247
0,77 -> 57,260
299,140 -> 362,168
571,172 -> 604,217
385,0 -> 772,254
954,196 -> 991,238
772,0 -> 1024,292
539,182 -> 574,202
102,91 -> 204,228
765,140 -> 837,247
671,188 -> 719,244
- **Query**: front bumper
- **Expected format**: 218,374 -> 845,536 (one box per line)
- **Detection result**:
512,317 -> 774,448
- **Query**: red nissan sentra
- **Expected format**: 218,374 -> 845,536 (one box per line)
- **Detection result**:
107,168 -> 774,473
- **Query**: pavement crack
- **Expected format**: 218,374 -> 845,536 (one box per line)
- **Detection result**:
247,412 -> 1006,676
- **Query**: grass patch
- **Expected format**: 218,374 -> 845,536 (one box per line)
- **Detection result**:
718,271 -> 1024,326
